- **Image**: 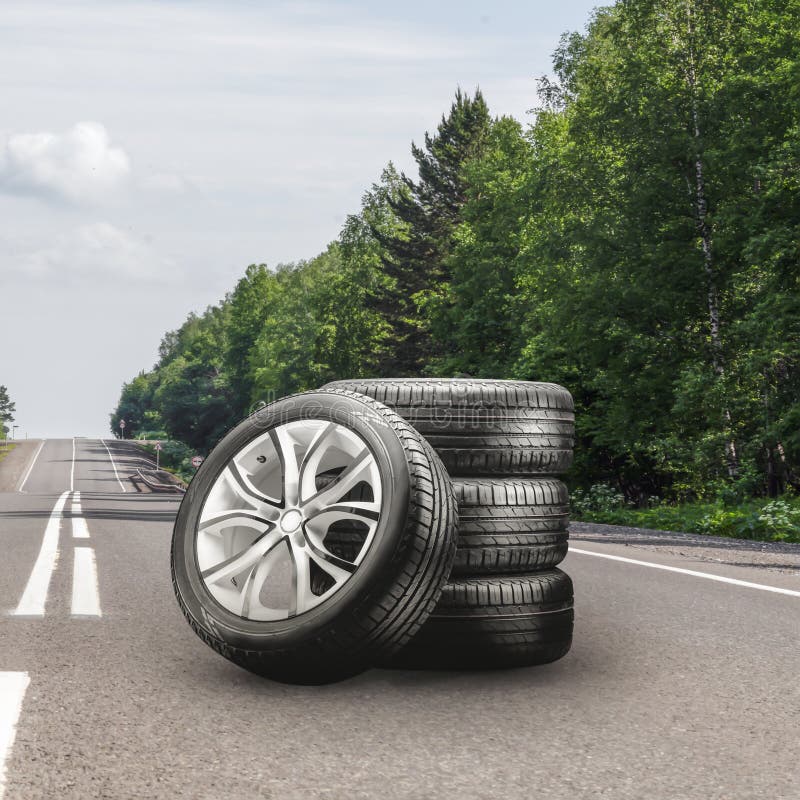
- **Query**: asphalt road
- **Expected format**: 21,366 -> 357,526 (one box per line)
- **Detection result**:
1,439 -> 799,800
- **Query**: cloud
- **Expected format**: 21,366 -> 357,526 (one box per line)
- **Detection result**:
10,222 -> 178,284
0,122 -> 130,203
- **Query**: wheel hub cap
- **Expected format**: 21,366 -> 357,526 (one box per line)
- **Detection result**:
280,509 -> 303,533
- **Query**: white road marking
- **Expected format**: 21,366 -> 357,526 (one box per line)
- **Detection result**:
99,439 -> 126,492
570,548 -> 800,598
16,440 -> 45,493
70,438 -> 76,492
0,672 -> 29,800
12,491 -> 69,616
71,547 -> 101,617
71,517 -> 89,539
71,491 -> 89,538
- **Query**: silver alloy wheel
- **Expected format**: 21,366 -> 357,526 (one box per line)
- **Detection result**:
195,419 -> 383,621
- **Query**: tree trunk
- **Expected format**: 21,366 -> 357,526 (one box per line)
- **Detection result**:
684,1 -> 740,478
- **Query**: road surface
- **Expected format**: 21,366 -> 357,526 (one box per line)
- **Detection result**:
0,438 -> 798,799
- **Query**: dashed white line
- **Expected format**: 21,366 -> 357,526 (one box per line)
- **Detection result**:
570,548 -> 800,598
0,672 -> 29,800
71,491 -> 89,539
16,440 -> 45,493
70,437 -> 76,492
12,491 -> 69,616
99,439 -> 126,492
71,547 -> 101,617
71,517 -> 89,539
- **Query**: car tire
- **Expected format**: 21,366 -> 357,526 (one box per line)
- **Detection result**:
451,477 -> 569,575
321,378 -> 574,476
381,570 -> 574,670
171,388 -> 458,685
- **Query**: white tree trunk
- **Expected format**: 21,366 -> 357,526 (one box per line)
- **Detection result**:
685,1 -> 739,478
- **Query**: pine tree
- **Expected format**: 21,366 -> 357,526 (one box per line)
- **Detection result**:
371,88 -> 491,375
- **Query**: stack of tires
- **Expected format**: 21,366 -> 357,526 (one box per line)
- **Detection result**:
325,379 -> 575,670
171,379 -> 574,684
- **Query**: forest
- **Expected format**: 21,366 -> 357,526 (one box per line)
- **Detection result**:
112,0 -> 800,534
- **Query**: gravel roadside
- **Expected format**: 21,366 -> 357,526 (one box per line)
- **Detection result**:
570,520 -> 800,574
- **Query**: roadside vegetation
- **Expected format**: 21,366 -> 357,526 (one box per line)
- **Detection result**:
134,432 -> 194,484
112,0 -> 800,541
572,484 -> 800,543
0,385 -> 15,444
0,442 -> 17,465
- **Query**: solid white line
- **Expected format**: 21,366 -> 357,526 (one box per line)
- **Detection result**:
12,491 -> 69,616
70,438 -> 76,492
99,439 -> 126,492
71,547 -> 101,617
570,548 -> 800,598
0,672 -> 30,800
16,440 -> 45,493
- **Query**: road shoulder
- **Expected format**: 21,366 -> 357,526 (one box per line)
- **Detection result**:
0,441 -> 42,493
570,520 -> 800,574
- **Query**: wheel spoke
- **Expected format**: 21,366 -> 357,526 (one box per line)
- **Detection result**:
223,461 -> 281,510
305,537 -> 357,582
240,544 -> 285,618
298,422 -> 338,502
302,449 -> 375,513
305,501 -> 380,527
201,527 -> 282,585
288,546 -> 312,617
199,510 -> 277,537
270,427 -> 301,507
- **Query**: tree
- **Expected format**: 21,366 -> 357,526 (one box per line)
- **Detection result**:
0,385 -> 15,438
109,373 -> 158,438
224,264 -> 279,419
371,88 -> 492,374
428,116 -> 530,377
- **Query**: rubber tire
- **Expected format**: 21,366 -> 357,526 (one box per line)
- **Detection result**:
382,570 -> 573,670
322,378 -> 574,476
325,477 -> 569,575
451,478 -> 569,575
171,389 -> 458,685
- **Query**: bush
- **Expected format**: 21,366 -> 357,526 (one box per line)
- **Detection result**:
697,500 -> 800,542
139,439 -> 195,483
574,492 -> 800,543
570,483 -> 627,516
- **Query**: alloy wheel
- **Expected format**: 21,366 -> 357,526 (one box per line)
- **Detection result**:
195,419 -> 382,621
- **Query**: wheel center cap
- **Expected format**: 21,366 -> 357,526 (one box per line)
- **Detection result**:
280,509 -> 303,533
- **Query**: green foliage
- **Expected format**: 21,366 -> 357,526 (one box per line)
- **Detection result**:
0,385 -> 15,437
371,89 -> 492,375
570,484 -> 628,516
576,495 -> 800,543
136,430 -> 169,441
110,373 -> 157,439
224,264 -> 279,419
111,11 -> 800,514
139,439 -> 194,483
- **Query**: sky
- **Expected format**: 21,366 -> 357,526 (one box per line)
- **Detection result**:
0,0 -> 599,439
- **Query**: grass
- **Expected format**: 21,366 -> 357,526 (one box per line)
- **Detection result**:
573,494 -> 800,543
0,442 -> 17,465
